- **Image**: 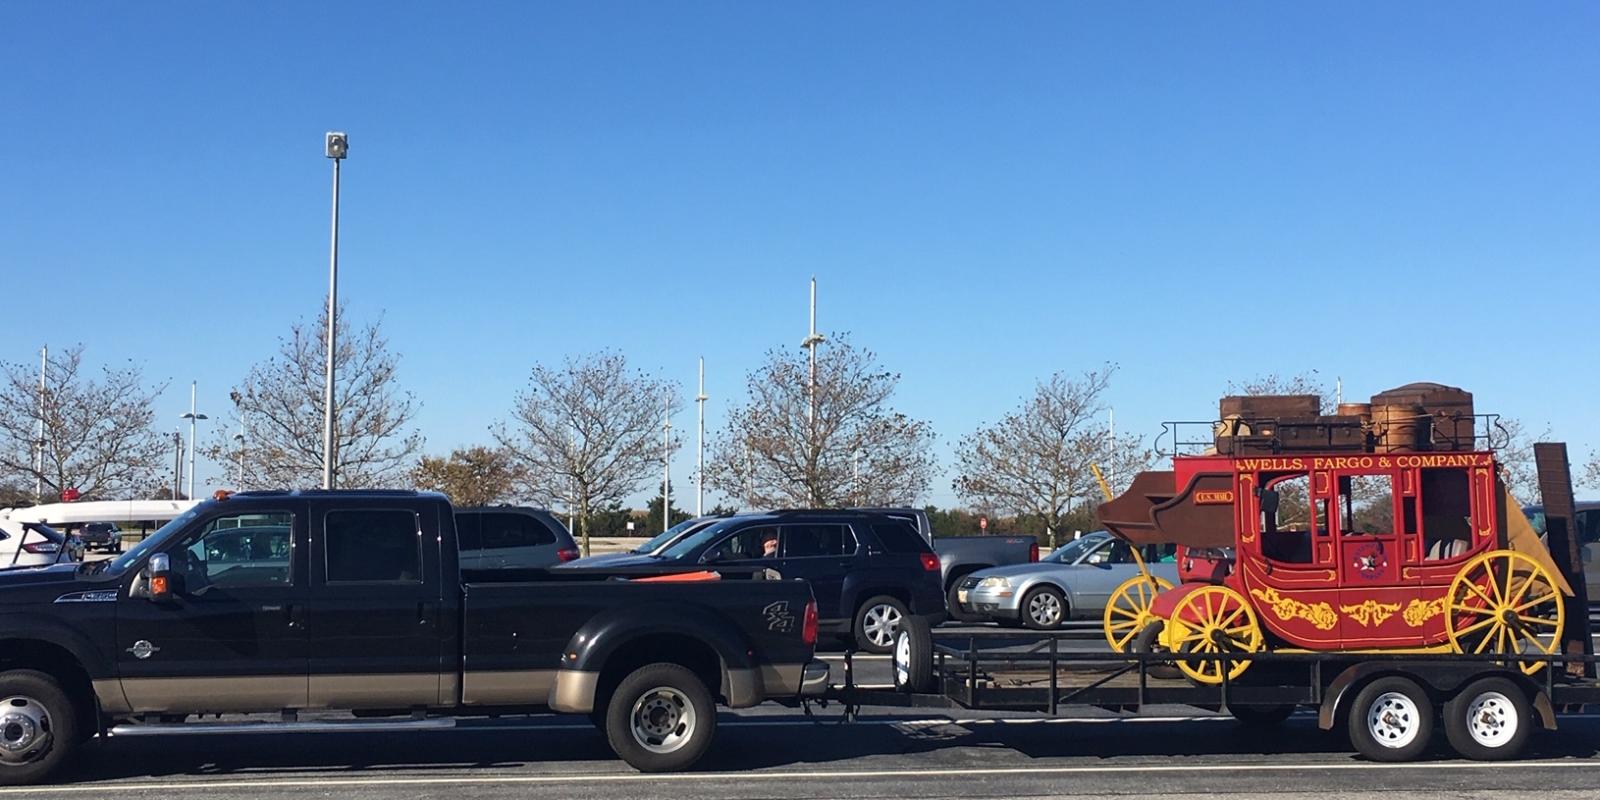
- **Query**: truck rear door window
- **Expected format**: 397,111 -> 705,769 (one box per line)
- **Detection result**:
325,510 -> 423,583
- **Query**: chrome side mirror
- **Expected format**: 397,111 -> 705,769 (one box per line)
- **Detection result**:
146,553 -> 174,603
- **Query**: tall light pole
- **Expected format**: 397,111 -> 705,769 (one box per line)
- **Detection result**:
322,131 -> 348,490
662,392 -> 672,534
695,357 -> 707,516
801,277 -> 824,427
35,346 -> 46,502
179,381 -> 208,500
171,429 -> 183,498
233,422 -> 246,489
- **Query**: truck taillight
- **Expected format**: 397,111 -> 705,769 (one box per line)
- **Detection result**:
919,552 -> 939,572
802,599 -> 818,647
556,548 -> 580,563
21,542 -> 60,555
1029,543 -> 1039,562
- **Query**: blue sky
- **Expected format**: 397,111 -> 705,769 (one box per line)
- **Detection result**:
2,3 -> 1597,507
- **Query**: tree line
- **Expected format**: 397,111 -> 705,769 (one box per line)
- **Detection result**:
0,304 -> 1582,555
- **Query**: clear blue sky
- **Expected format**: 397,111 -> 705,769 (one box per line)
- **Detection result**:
3,2 -> 1596,507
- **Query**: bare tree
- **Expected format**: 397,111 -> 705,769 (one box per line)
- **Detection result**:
493,352 -> 680,555
706,334 -> 935,509
953,365 -> 1147,549
203,303 -> 422,489
412,445 -> 521,507
1225,371 -> 1332,412
0,345 -> 168,500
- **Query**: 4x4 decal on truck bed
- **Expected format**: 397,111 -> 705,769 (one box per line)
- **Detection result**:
764,601 -> 795,633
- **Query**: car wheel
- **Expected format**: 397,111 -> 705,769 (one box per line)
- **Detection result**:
0,670 -> 80,786
1442,677 -> 1532,761
945,581 -> 982,624
603,663 -> 717,773
1020,586 -> 1067,630
1347,676 -> 1434,762
855,595 -> 910,654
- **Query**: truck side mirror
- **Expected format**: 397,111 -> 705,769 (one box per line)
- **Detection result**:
146,553 -> 175,603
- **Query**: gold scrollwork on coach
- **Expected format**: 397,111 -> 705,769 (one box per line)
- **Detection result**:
1340,600 -> 1401,628
1250,587 -> 1337,631
1402,597 -> 1446,627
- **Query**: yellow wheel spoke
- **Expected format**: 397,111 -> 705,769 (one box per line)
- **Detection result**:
1449,602 -> 1495,617
1513,593 -> 1556,614
1110,606 -> 1139,620
1517,614 -> 1559,628
1473,627 -> 1498,654
1453,616 -> 1499,638
1220,606 -> 1246,629
1506,574 -> 1537,608
1113,629 -> 1138,650
1462,580 -> 1497,609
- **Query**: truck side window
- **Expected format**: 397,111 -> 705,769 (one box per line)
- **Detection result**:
326,510 -> 423,583
179,512 -> 293,590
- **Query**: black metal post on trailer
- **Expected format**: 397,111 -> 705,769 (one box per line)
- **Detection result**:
1534,442 -> 1595,678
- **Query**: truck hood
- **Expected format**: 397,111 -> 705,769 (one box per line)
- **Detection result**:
0,563 -> 100,603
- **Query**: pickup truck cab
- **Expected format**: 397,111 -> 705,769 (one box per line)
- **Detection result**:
0,490 -> 824,784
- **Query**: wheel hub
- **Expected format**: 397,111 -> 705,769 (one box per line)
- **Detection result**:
0,697 -> 51,764
629,687 -> 694,754
1368,693 -> 1418,747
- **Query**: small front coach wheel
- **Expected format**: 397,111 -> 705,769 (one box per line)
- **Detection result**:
1442,677 -> 1533,761
1347,676 -> 1434,762
604,663 -> 717,772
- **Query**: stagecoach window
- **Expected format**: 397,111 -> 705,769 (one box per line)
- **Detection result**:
1338,475 -> 1395,535
1261,473 -> 1313,565
1421,469 -> 1472,560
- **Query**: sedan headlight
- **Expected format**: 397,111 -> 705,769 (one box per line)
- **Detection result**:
977,576 -> 1011,589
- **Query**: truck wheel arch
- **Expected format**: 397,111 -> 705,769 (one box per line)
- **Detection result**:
0,638 -> 101,737
552,605 -> 755,713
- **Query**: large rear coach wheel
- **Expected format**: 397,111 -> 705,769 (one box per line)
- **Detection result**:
1347,676 -> 1434,762
1021,586 -> 1068,631
0,670 -> 79,786
1442,677 -> 1533,761
1104,575 -> 1174,653
604,663 -> 717,773
855,596 -> 909,654
1167,586 -> 1263,685
1446,549 -> 1565,675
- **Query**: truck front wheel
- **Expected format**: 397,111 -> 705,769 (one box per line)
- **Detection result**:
604,663 -> 717,772
0,670 -> 79,786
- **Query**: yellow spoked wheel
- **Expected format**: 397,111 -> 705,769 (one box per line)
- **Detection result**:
1446,549 -> 1565,675
1104,575 -> 1174,653
1164,585 -> 1264,685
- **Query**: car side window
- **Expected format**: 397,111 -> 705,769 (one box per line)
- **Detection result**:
782,524 -> 856,558
176,512 -> 294,590
325,510 -> 423,583
707,525 -> 779,562
478,513 -> 555,550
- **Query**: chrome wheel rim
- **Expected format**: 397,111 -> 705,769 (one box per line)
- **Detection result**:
1367,691 -> 1420,749
863,604 -> 903,648
629,686 -> 695,754
1466,691 -> 1516,748
0,696 -> 52,767
894,631 -> 912,687
1028,592 -> 1062,627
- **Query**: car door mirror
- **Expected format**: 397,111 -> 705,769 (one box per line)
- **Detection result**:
144,553 -> 177,603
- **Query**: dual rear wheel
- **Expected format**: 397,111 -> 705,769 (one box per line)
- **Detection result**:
1346,674 -> 1536,762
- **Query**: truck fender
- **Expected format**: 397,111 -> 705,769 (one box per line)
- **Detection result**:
0,613 -> 120,713
551,601 -> 756,713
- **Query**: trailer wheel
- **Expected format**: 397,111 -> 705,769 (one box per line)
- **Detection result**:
0,670 -> 80,786
892,615 -> 934,694
1347,676 -> 1434,762
1229,704 -> 1296,727
1442,677 -> 1532,761
604,663 -> 717,773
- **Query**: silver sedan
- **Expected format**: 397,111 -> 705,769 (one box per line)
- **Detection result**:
955,531 -> 1179,630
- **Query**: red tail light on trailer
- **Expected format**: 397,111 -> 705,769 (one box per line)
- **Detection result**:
556,548 -> 580,563
919,552 -> 939,572
1029,543 -> 1039,562
802,599 -> 818,646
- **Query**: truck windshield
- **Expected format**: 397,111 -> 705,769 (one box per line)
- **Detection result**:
104,506 -> 204,573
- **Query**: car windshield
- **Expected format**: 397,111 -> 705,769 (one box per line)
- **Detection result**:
104,506 -> 203,573
1045,534 -> 1108,564
633,517 -> 705,554
657,518 -> 745,560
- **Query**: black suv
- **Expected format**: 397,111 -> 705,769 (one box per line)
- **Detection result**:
601,510 -> 945,652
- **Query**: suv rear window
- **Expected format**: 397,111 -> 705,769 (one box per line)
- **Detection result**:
869,519 -> 930,553
479,512 -> 556,549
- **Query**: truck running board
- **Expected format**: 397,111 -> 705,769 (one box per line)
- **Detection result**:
108,718 -> 457,736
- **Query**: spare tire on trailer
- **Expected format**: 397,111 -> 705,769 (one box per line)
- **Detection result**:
892,614 -> 934,694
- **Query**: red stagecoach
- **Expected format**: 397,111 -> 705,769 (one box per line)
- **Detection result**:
1097,382 -> 1571,685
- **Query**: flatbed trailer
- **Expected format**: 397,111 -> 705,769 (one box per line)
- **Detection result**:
829,627 -> 1600,762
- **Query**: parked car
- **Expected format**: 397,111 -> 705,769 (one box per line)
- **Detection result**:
853,507 -> 1040,623
598,509 -> 945,653
0,489 -> 824,785
0,520 -> 82,569
79,522 -> 122,553
1523,501 -> 1600,604
454,506 -> 579,569
564,513 -> 732,567
956,530 -> 1180,630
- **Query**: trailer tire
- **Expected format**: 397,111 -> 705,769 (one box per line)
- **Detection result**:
604,663 -> 717,773
1347,676 -> 1434,762
1230,704 -> 1296,727
0,669 -> 80,786
1442,677 -> 1532,761
892,615 -> 934,694
1131,621 -> 1183,680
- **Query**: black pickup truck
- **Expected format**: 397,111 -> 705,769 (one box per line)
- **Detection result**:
0,490 -> 825,784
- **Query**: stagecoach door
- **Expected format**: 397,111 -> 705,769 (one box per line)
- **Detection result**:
1332,469 -> 1420,647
